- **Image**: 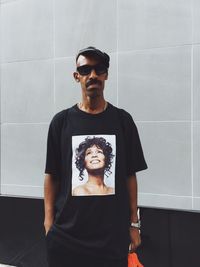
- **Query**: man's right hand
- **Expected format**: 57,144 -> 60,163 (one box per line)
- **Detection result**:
44,219 -> 54,235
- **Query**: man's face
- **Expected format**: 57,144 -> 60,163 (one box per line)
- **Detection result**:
73,55 -> 108,98
84,145 -> 105,171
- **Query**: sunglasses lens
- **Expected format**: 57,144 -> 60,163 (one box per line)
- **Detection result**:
95,64 -> 107,75
77,65 -> 92,75
77,64 -> 107,76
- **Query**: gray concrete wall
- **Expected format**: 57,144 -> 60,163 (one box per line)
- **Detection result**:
0,0 -> 199,211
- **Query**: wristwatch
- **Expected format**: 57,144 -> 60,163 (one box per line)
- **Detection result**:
130,220 -> 141,229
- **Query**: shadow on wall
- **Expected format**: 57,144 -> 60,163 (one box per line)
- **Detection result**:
0,197 -> 48,267
0,197 -> 200,267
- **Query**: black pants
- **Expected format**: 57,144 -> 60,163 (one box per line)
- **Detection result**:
46,236 -> 128,267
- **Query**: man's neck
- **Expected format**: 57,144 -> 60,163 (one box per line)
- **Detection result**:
78,97 -> 107,114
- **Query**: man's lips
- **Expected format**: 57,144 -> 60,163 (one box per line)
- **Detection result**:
86,84 -> 100,90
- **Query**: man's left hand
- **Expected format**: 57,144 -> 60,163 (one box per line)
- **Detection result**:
129,227 -> 141,253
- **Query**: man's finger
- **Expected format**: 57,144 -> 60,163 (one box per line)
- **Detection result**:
129,239 -> 141,253
129,242 -> 136,253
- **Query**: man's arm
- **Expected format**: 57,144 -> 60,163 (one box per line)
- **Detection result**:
44,173 -> 60,234
126,174 -> 141,252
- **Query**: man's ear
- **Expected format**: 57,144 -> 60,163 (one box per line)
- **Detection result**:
73,72 -> 80,82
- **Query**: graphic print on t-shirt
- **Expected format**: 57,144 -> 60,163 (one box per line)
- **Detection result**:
72,134 -> 116,196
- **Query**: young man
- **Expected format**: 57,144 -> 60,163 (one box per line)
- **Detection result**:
44,47 -> 147,267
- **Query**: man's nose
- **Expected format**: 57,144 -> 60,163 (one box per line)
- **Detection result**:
89,68 -> 98,79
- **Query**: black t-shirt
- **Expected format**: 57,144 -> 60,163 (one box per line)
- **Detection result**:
45,102 -> 147,259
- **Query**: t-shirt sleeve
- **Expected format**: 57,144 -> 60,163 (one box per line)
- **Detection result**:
45,113 -> 63,179
123,112 -> 148,176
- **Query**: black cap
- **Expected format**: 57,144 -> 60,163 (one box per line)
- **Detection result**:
76,46 -> 110,68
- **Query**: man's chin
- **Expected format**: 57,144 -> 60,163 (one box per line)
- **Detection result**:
86,90 -> 100,98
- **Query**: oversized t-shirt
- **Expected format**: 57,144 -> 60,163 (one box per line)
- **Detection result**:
45,102 -> 147,260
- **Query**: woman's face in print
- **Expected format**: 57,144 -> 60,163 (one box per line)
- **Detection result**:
84,145 -> 105,171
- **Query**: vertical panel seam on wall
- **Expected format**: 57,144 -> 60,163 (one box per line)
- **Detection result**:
191,0 -> 194,209
53,0 -> 56,114
116,0 -> 118,107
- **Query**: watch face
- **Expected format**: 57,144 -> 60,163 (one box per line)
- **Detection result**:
131,220 -> 141,228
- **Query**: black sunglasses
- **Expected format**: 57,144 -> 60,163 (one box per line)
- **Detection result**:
77,63 -> 107,76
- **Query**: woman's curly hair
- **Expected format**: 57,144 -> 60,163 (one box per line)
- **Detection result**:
75,136 -> 114,181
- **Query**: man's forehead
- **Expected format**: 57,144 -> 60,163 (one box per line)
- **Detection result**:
76,55 -> 101,67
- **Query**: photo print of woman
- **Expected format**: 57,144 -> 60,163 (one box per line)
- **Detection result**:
72,135 -> 116,196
